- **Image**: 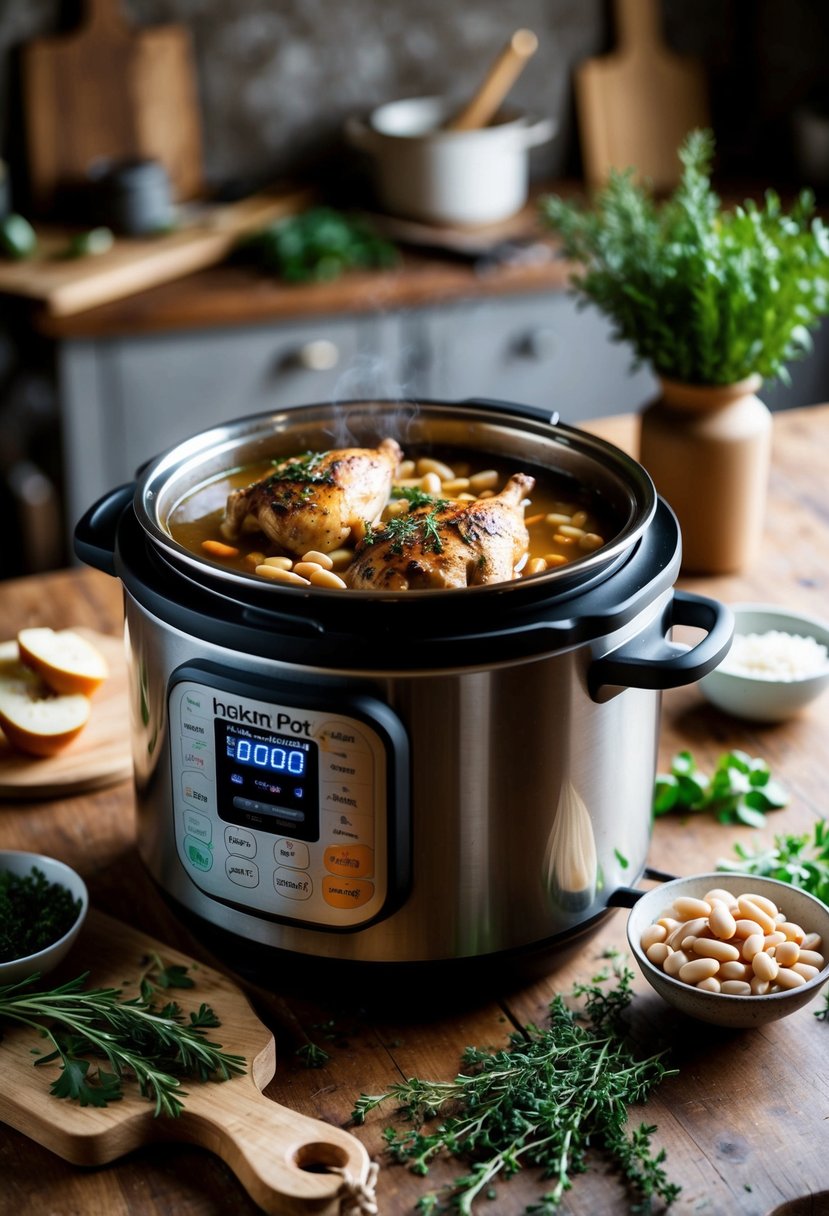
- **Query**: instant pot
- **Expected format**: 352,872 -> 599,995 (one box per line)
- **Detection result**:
75,398 -> 732,985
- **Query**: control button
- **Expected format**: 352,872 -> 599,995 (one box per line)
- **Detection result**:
182,737 -> 213,773
274,868 -> 313,901
274,838 -> 310,869
180,710 -> 210,741
233,796 -> 305,823
181,771 -> 213,810
324,844 -> 374,879
183,809 -> 212,843
225,857 -> 259,887
183,835 -> 213,872
322,876 -> 375,909
320,749 -> 372,785
180,687 -> 211,716
320,781 -> 372,816
323,810 -> 374,846
224,825 -> 256,857
317,721 -> 370,754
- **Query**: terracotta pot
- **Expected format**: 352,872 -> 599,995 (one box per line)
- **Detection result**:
638,374 -> 772,575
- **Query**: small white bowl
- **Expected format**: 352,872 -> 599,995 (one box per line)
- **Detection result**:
0,850 -> 88,984
627,872 -> 829,1028
699,603 -> 829,722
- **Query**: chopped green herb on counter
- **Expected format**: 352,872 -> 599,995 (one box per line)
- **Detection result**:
0,962 -> 246,1117
237,206 -> 398,282
718,818 -> 829,904
0,866 -> 82,963
295,1041 -> 331,1068
352,955 -> 679,1212
653,749 -> 787,827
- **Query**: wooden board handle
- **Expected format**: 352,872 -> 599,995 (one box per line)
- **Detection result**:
82,0 -> 129,36
446,29 -> 538,130
174,1086 -> 372,1216
613,0 -> 663,53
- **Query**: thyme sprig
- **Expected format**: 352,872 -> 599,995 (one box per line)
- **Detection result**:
353,957 -> 679,1212
0,966 -> 246,1117
363,495 -> 450,555
267,451 -> 334,485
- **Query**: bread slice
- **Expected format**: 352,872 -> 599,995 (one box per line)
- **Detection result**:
17,627 -> 109,697
0,641 -> 91,757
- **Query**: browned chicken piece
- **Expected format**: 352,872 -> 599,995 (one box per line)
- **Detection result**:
221,438 -> 403,555
346,472 -> 535,591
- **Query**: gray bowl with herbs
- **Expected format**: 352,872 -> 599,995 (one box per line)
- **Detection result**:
0,851 -> 88,984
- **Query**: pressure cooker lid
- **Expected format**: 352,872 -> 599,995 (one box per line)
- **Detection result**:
132,397 -> 657,616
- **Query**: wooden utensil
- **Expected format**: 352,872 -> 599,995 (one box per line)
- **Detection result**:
446,29 -> 538,131
0,909 -> 371,1215
0,630 -> 131,797
575,0 -> 709,191
0,184 -> 312,317
22,0 -> 204,214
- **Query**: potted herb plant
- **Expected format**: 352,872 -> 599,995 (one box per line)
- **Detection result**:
540,130 -> 829,573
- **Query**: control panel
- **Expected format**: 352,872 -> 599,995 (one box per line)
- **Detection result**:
168,667 -> 409,930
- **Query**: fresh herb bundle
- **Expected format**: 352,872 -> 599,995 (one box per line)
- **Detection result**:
238,206 -> 398,283
653,749 -> 787,828
718,817 -> 829,904
353,957 -> 679,1212
540,130 -> 829,385
0,866 -> 82,963
0,956 -> 246,1116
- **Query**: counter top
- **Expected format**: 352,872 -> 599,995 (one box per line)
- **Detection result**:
1,405 -> 829,1215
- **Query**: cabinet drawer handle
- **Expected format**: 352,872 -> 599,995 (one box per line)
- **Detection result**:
294,339 -> 340,371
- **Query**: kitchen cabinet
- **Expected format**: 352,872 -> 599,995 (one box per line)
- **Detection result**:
58,291 -> 655,538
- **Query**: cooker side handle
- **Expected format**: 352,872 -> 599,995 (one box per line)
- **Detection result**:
73,483 -> 135,577
461,396 -> 561,426
588,590 -> 733,698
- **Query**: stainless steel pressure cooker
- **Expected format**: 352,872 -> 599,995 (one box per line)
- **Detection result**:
76,398 -> 732,986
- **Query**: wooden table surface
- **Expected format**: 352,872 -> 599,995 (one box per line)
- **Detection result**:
1,405 -> 828,1216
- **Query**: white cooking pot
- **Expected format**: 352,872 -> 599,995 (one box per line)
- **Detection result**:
346,96 -> 556,226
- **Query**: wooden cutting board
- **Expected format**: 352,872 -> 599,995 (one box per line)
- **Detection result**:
575,0 -> 710,191
0,909 -> 371,1215
0,629 -> 132,798
22,0 -> 203,213
0,185 -> 312,316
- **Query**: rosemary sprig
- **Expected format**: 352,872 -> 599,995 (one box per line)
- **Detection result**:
353,957 -> 679,1212
0,969 -> 246,1117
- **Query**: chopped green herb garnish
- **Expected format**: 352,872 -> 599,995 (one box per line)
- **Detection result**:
353,957 -> 679,1211
295,1041 -> 331,1068
0,867 -> 82,963
392,485 -> 438,510
267,451 -> 334,486
653,749 -> 787,828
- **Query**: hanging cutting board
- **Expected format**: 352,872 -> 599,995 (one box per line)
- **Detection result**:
575,0 -> 710,191
0,629 -> 132,797
0,184 -> 312,316
0,909 -> 371,1215
22,0 -> 204,214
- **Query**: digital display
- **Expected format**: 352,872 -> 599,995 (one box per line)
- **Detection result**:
227,736 -> 307,776
214,717 -> 319,841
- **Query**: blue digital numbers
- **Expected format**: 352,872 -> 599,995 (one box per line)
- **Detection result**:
228,735 -> 307,776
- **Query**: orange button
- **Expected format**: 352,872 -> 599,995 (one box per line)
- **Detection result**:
322,876 -> 375,909
323,844 -> 374,879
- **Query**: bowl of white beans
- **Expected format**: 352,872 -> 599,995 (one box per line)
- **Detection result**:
627,872 -> 829,1027
698,603 -> 829,723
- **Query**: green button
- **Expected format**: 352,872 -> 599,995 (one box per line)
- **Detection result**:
184,834 -> 213,871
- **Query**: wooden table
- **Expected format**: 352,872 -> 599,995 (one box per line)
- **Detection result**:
1,405 -> 828,1216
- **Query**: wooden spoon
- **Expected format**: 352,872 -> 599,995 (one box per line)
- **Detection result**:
446,29 -> 539,131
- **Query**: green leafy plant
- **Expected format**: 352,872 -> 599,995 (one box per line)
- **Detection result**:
352,955 -> 679,1212
540,130 -> 829,385
0,958 -> 245,1117
238,206 -> 398,282
653,749 -> 788,828
718,818 -> 829,903
0,866 -> 82,963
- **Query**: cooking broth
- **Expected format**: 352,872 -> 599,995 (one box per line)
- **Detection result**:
168,445 -> 618,589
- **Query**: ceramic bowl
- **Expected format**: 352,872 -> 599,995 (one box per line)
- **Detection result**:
0,850 -> 88,984
698,602 -> 829,722
627,872 -> 829,1028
